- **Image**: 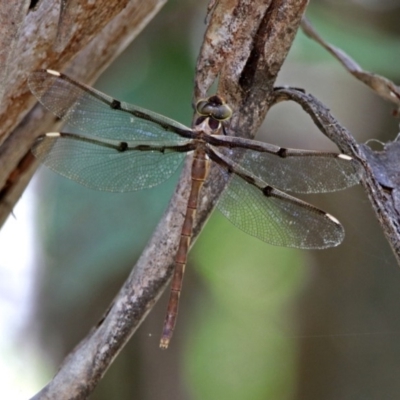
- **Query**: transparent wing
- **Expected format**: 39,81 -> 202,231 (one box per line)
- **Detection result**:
211,150 -> 344,249
212,136 -> 360,194
28,69 -> 192,143
32,133 -> 187,192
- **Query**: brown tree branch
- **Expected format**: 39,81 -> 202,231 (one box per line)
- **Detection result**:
272,88 -> 400,266
0,0 -> 166,227
0,0 -> 30,101
271,17 -> 400,266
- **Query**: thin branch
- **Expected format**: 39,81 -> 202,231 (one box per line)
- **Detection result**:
289,18 -> 400,265
272,88 -> 400,266
301,18 -> 400,109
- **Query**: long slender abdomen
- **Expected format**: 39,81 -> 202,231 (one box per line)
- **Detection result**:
160,149 -> 209,349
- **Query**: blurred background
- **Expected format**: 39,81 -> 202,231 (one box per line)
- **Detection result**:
1,0 -> 400,398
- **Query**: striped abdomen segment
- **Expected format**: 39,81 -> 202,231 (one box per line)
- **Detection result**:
159,148 -> 209,349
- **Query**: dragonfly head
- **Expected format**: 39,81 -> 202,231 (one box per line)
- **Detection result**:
196,95 -> 232,122
195,95 -> 233,135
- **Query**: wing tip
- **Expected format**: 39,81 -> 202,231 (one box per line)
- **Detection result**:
338,154 -> 352,161
326,212 -> 340,225
46,69 -> 61,77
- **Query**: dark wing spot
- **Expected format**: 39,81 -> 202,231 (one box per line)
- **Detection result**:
118,142 -> 128,152
226,165 -> 234,174
110,99 -> 122,110
262,186 -> 273,196
277,148 -> 287,158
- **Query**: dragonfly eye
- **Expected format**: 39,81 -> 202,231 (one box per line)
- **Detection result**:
196,96 -> 233,121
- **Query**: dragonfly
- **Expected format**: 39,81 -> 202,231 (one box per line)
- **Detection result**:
28,69 -> 360,348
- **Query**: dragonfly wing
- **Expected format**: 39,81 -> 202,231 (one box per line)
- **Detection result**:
212,136 -> 360,193
32,133 -> 187,192
28,69 -> 192,143
211,150 -> 344,249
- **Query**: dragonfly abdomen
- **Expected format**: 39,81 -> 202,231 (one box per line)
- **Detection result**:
160,148 -> 210,348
